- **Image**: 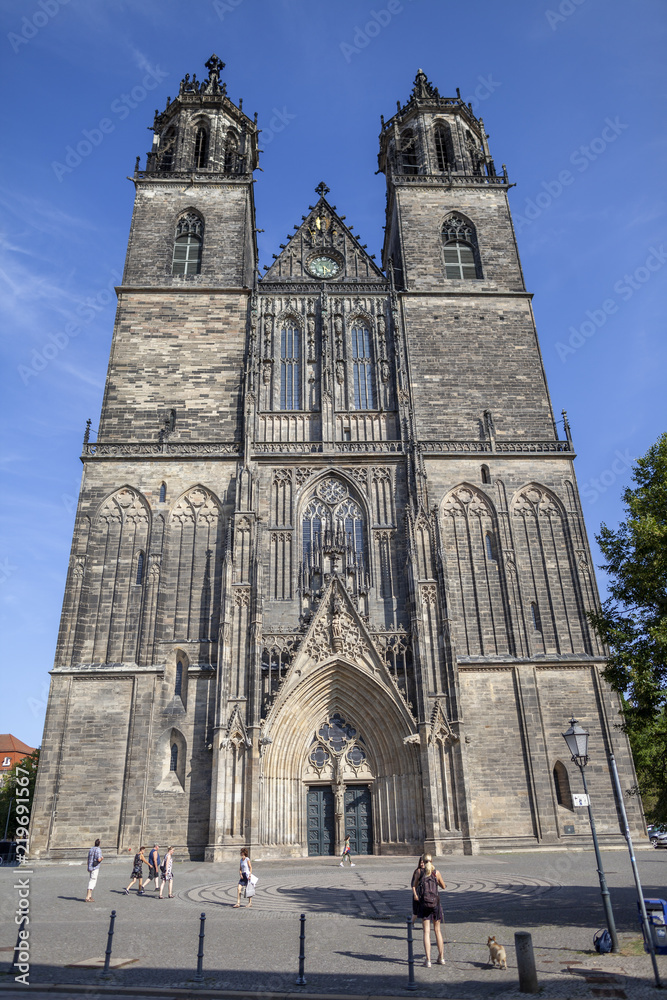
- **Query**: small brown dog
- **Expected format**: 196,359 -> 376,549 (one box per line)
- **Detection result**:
487,936 -> 507,969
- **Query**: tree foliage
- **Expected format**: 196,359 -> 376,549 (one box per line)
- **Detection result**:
0,749 -> 40,842
588,432 -> 667,822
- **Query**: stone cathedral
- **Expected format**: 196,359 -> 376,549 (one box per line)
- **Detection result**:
31,58 -> 643,860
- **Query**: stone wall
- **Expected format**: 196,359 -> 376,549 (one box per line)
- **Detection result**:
98,290 -> 248,441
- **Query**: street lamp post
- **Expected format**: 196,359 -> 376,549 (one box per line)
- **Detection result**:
562,717 -> 619,953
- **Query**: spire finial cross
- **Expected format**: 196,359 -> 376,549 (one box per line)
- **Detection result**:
315,181 -> 330,198
205,54 -> 225,80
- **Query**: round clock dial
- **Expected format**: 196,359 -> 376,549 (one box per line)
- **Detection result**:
307,255 -> 341,279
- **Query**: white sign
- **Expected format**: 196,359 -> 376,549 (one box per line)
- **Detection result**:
572,793 -> 589,807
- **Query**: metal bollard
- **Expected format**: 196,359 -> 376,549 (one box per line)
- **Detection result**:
404,915 -> 418,990
515,931 -> 539,994
296,912 -> 307,985
101,910 -> 116,979
194,912 -> 206,982
11,917 -> 27,974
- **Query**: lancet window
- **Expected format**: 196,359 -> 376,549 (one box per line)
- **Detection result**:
351,325 -> 375,410
224,131 -> 238,173
280,323 -> 302,410
159,127 -> 177,171
400,130 -> 419,174
194,125 -> 209,168
434,122 -> 453,171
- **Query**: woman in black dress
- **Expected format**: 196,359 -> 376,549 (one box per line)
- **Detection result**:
124,846 -> 147,895
413,854 -> 446,967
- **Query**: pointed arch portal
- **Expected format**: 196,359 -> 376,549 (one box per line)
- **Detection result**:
259,653 -> 423,855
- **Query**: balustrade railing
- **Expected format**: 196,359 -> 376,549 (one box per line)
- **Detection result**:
336,411 -> 396,443
256,412 -> 319,443
419,439 -> 572,455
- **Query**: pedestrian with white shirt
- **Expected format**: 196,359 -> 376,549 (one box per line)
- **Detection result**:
158,846 -> 174,898
233,848 -> 253,908
85,838 -> 102,902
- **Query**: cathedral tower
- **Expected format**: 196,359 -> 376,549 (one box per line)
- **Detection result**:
30,63 -> 643,860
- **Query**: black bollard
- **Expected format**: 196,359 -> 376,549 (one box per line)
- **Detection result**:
296,912 -> 306,985
515,932 -> 539,994
101,910 -> 116,978
194,912 -> 206,982
11,917 -> 27,975
405,915 -> 418,990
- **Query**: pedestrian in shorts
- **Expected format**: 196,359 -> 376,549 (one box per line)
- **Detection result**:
145,844 -> 161,891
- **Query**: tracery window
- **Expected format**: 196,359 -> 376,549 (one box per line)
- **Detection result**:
301,478 -> 367,599
302,481 -> 365,561
280,324 -> 301,410
194,126 -> 208,168
135,551 -> 144,584
351,325 -> 375,410
308,713 -> 368,774
173,212 -> 203,276
442,215 -> 479,280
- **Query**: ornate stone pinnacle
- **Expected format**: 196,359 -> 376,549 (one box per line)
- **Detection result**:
315,181 -> 330,198
205,54 -> 225,80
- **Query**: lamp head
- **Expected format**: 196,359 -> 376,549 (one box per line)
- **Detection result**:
562,716 -> 589,767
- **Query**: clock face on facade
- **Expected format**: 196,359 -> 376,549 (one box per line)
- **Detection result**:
307,255 -> 341,279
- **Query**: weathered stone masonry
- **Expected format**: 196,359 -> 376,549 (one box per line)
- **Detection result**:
30,60 -> 643,860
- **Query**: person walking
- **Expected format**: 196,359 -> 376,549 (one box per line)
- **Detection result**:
85,839 -> 103,902
410,854 -> 425,922
124,846 -> 147,895
413,854 -> 446,967
233,848 -> 252,907
158,846 -> 174,898
145,844 -> 161,891
339,834 -> 355,866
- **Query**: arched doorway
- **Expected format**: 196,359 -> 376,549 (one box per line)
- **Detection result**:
259,651 -> 423,856
304,712 -> 375,856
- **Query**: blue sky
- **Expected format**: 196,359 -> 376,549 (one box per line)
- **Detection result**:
1,0 -> 665,748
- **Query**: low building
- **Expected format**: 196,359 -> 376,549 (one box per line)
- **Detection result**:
0,735 -> 36,783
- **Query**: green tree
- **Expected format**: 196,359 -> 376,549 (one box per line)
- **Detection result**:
588,432 -> 667,823
0,749 -> 40,843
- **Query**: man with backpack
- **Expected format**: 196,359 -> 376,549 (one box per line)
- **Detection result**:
145,844 -> 161,892
413,854 -> 446,967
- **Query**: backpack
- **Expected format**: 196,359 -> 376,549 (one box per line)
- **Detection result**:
418,872 -> 439,908
594,929 -> 612,954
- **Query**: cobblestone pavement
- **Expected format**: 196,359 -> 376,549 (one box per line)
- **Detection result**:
1,849 -> 666,999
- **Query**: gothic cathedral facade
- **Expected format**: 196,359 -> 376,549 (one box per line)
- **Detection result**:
31,58 -> 643,859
